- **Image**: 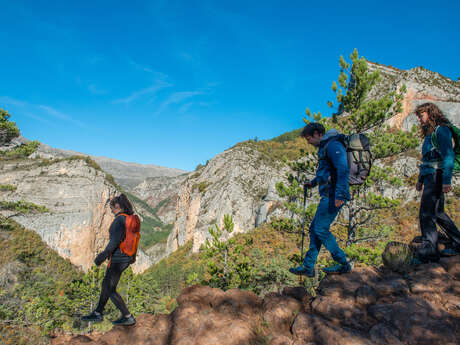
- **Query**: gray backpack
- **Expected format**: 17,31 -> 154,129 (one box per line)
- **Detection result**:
325,133 -> 372,185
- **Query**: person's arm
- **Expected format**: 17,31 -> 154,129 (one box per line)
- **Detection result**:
436,126 -> 454,187
94,215 -> 125,265
327,141 -> 350,202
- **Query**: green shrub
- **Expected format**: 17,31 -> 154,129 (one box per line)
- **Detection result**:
0,184 -> 17,191
0,109 -> 20,142
2,140 -> 40,159
0,200 -> 49,214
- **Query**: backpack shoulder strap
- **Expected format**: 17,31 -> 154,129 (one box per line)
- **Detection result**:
431,126 -> 440,150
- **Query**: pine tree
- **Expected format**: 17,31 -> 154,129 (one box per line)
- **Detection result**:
278,49 -> 419,245
201,214 -> 254,290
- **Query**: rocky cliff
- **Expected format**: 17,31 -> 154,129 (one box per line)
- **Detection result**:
0,156 -> 151,273
368,62 -> 460,129
52,255 -> 460,345
133,174 -> 188,224
29,139 -> 186,190
164,144 -> 289,256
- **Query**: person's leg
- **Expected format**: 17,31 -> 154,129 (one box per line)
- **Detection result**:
434,171 -> 460,245
289,214 -> 320,276
109,262 -> 131,316
418,173 -> 440,261
302,215 -> 322,269
313,198 -> 347,265
94,265 -> 116,314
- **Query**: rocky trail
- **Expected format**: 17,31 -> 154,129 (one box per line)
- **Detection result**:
52,256 -> 460,345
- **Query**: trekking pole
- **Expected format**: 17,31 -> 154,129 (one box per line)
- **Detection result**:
300,182 -> 308,264
298,182 -> 309,284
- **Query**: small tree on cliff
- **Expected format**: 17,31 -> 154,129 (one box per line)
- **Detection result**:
201,214 -> 254,290
0,109 -> 20,143
277,49 -> 419,245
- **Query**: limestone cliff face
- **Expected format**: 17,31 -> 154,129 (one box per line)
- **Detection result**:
133,174 -> 188,224
0,157 -> 151,273
367,63 -> 460,129
165,145 -> 288,256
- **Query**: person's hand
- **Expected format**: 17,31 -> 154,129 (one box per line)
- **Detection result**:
416,182 -> 423,192
442,184 -> 452,193
94,254 -> 104,266
335,199 -> 344,208
304,180 -> 313,188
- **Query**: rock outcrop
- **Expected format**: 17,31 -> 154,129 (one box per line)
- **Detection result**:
165,144 -> 288,255
133,174 -> 188,224
368,62 -> 460,129
27,139 -> 186,190
0,157 -> 151,273
53,256 -> 460,345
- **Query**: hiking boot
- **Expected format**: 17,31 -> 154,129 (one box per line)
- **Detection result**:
289,265 -> 315,277
440,248 -> 460,257
81,311 -> 103,322
323,262 -> 352,274
112,315 -> 136,326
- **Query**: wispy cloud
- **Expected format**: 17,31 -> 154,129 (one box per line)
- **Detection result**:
113,79 -> 172,105
38,105 -> 85,127
1,96 -> 84,127
23,112 -> 53,125
155,90 -> 205,115
0,96 -> 27,107
129,60 -> 168,79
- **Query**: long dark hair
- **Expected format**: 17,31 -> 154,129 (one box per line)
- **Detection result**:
415,103 -> 451,137
110,194 -> 134,215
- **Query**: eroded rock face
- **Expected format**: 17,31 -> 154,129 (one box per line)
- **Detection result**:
133,174 -> 188,224
166,145 -> 289,255
0,158 -> 151,273
367,63 -> 460,129
54,256 -> 460,345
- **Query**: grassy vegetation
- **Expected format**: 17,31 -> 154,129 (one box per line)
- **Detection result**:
0,184 -> 17,192
192,181 -> 210,194
0,141 -> 40,160
0,200 -> 49,214
233,129 -> 314,165
0,217 -> 175,344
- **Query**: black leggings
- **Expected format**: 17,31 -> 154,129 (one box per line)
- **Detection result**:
419,170 -> 460,259
95,262 -> 130,316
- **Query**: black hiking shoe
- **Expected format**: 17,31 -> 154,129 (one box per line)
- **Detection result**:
289,265 -> 315,277
322,262 -> 352,274
81,311 -> 103,322
440,248 -> 460,257
112,315 -> 136,326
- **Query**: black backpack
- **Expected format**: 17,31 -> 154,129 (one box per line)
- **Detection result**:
325,133 -> 372,186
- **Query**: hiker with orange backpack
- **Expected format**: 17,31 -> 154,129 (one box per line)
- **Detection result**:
82,194 -> 141,326
414,103 -> 460,262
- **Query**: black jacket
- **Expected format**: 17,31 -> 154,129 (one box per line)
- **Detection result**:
95,213 -> 134,265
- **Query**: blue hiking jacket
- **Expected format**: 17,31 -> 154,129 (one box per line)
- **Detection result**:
418,125 -> 455,185
310,129 -> 351,204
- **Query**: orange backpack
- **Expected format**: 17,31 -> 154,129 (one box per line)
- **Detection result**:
119,213 -> 141,256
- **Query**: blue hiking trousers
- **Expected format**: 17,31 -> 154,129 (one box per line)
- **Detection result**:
303,197 -> 348,268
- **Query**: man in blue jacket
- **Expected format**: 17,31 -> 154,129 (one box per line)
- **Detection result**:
289,122 -> 351,276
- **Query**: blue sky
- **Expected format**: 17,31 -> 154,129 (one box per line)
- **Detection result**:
1,0 -> 459,171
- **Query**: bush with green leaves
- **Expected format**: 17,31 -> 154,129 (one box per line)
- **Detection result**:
0,109 -> 20,143
2,140 -> 40,159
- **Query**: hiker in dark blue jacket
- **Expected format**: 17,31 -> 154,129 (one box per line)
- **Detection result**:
290,122 -> 352,276
415,103 -> 460,261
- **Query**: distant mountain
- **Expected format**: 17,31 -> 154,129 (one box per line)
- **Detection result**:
28,140 -> 187,189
